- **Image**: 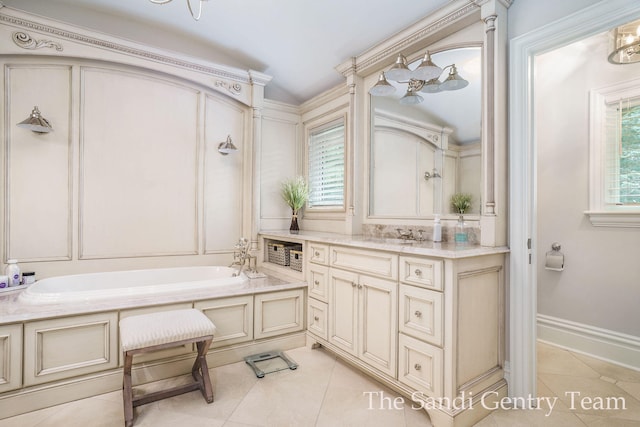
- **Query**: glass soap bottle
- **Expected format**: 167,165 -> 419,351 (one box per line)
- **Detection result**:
455,215 -> 468,245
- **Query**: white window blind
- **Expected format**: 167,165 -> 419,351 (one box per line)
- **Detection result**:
308,121 -> 345,208
604,97 -> 640,206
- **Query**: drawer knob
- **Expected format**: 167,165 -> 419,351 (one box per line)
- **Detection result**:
415,269 -> 423,276
314,280 -> 320,286
315,251 -> 320,257
351,282 -> 357,288
314,316 -> 320,321
414,363 -> 422,371
358,284 -> 363,289
414,310 -> 422,318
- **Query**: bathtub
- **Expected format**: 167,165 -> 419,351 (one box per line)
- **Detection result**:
18,266 -> 247,305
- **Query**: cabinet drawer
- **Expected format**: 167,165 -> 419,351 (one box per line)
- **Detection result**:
24,312 -> 118,386
308,264 -> 329,303
0,323 -> 22,393
195,295 -> 253,349
398,333 -> 443,398
255,289 -> 305,339
307,298 -> 328,341
331,246 -> 398,280
400,256 -> 443,290
399,285 -> 443,346
308,243 -> 329,265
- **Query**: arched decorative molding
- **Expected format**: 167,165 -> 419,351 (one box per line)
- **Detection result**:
0,5 -> 272,107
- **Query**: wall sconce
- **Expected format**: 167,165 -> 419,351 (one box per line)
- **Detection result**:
217,135 -> 237,155
424,169 -> 441,181
17,106 -> 53,133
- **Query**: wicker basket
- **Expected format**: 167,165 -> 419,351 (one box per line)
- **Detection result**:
289,250 -> 303,272
266,243 -> 302,266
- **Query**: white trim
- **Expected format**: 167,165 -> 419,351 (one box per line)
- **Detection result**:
538,314 -> 640,372
509,0 -> 640,400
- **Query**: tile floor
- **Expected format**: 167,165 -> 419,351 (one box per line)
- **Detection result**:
1,341 -> 639,427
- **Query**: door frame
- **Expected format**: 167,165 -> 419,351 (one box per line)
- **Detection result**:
508,0 -> 640,400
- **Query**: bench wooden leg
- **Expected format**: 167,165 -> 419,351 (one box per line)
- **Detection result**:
193,339 -> 214,403
123,352 -> 134,427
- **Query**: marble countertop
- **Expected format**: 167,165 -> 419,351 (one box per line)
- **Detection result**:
0,275 -> 305,325
259,230 -> 509,259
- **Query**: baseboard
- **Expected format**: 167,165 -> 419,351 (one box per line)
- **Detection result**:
0,333 -> 306,420
537,314 -> 640,371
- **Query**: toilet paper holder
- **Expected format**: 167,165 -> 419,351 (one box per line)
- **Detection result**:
545,242 -> 564,271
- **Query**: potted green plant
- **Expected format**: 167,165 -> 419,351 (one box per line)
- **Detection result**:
280,176 -> 309,234
451,193 -> 472,214
451,193 -> 472,244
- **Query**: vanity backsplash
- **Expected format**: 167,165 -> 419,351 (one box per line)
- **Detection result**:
362,222 -> 480,244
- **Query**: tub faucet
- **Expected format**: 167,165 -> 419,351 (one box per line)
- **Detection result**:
230,237 -> 254,277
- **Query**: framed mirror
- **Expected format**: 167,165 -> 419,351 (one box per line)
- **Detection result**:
368,46 -> 482,218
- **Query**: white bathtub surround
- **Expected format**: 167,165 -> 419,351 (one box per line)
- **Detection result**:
0,271 -> 305,419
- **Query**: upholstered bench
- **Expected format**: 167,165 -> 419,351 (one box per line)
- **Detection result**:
119,309 -> 217,427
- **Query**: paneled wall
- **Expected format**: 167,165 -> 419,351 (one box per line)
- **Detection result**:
2,59 -> 248,278
258,100 -> 300,231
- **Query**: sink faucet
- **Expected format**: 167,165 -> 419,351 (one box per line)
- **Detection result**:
396,228 -> 414,240
229,237 -> 254,277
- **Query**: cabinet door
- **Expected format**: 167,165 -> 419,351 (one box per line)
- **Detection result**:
359,274 -> 397,376
195,295 -> 253,349
308,264 -> 329,303
24,312 -> 118,386
328,268 -> 358,356
0,323 -> 22,393
254,289 -> 304,339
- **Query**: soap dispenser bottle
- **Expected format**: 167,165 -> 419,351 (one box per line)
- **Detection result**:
433,215 -> 442,242
5,259 -> 21,287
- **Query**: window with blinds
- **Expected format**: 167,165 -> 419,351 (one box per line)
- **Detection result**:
604,98 -> 640,206
307,120 -> 345,208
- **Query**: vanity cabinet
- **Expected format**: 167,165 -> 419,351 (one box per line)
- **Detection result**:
0,324 -> 22,393
292,234 -> 506,427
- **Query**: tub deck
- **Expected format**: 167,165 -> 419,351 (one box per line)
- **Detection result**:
0,274 -> 305,324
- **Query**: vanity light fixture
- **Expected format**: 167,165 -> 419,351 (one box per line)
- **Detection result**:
16,106 -> 53,133
149,0 -> 208,21
608,19 -> 640,64
369,52 -> 469,105
217,134 -> 237,155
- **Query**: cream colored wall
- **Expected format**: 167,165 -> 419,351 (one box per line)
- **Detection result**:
258,100 -> 301,231
2,58 -> 249,279
535,34 -> 640,337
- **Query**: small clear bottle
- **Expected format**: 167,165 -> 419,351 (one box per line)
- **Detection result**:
5,259 -> 21,287
455,215 -> 468,245
433,214 -> 442,242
